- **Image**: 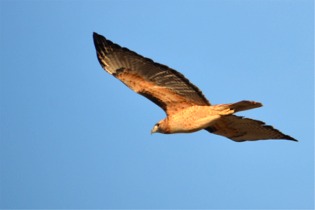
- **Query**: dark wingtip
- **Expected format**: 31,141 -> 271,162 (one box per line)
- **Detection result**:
92,32 -> 108,57
283,135 -> 298,142
93,32 -> 99,45
93,32 -> 103,43
280,134 -> 298,142
93,32 -> 98,39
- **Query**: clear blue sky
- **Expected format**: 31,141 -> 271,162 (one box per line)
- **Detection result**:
0,0 -> 313,209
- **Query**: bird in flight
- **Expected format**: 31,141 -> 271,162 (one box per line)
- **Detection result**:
93,32 -> 297,142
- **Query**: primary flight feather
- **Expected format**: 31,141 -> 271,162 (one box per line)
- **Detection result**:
93,32 -> 297,142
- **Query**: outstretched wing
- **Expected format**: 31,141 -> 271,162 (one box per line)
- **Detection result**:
93,32 -> 210,116
205,115 -> 297,142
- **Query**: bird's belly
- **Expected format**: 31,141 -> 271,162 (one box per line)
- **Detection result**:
168,106 -> 221,133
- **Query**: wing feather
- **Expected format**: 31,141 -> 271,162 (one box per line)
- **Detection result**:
93,32 -> 210,115
205,115 -> 297,142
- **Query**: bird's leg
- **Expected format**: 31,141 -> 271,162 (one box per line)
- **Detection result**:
212,104 -> 234,115
218,108 -> 234,116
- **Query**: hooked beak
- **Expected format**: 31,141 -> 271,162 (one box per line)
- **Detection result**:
151,125 -> 158,134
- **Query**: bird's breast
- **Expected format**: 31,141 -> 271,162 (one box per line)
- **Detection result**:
167,106 -> 222,133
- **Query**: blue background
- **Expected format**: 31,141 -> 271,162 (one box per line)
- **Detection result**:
1,0 -> 314,209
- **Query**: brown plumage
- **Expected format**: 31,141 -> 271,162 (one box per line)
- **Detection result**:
93,32 -> 297,142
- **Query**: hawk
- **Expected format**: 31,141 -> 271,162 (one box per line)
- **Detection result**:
93,32 -> 297,142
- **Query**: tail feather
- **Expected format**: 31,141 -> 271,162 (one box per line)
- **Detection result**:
229,100 -> 262,113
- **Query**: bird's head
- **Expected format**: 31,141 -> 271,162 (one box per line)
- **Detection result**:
151,123 -> 160,134
151,120 -> 169,134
